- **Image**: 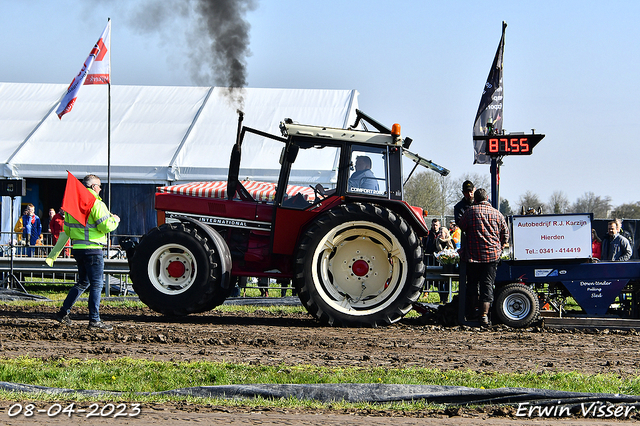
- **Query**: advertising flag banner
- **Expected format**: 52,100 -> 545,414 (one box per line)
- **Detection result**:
85,20 -> 111,85
473,21 -> 506,164
61,171 -> 96,227
55,20 -> 111,119
511,214 -> 592,261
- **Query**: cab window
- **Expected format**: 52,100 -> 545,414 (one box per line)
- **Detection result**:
281,143 -> 340,209
347,148 -> 387,196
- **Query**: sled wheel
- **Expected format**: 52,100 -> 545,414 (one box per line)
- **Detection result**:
294,203 -> 424,327
130,222 -> 231,315
494,283 -> 540,328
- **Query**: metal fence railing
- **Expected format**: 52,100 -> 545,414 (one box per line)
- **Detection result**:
0,232 -> 298,299
0,231 -> 135,259
0,231 -> 134,296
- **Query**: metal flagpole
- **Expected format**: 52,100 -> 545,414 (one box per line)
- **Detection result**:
106,18 -> 112,295
107,17 -> 112,214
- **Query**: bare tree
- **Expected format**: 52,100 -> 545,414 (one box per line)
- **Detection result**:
548,191 -> 570,214
405,171 -> 496,218
404,171 -> 448,216
611,202 -> 640,219
440,175 -> 458,216
452,172 -> 490,196
518,190 -> 544,214
571,191 -> 612,218
499,198 -> 513,216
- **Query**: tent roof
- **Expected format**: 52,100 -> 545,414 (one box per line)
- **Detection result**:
0,82 -> 358,184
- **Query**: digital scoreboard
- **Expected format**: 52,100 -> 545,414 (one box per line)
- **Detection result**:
473,133 -> 545,156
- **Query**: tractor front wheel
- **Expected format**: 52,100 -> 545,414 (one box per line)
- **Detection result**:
130,222 -> 231,315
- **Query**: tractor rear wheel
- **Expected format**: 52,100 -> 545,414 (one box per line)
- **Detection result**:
130,222 -> 231,315
294,203 -> 424,327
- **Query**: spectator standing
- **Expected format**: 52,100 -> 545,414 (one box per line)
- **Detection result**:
50,208 -> 65,245
257,277 -> 270,297
422,218 -> 442,299
591,229 -> 602,260
601,221 -> 632,261
615,218 -> 634,250
54,174 -> 120,331
13,209 -> 25,244
22,204 -> 41,257
46,208 -> 56,232
424,218 -> 440,256
459,188 -> 509,326
449,220 -> 461,250
454,180 -> 475,225
277,279 -> 296,297
435,227 -> 455,252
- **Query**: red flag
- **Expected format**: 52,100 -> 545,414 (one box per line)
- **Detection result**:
61,171 -> 96,226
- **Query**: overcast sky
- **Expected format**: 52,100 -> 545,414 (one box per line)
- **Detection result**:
1,0 -> 639,209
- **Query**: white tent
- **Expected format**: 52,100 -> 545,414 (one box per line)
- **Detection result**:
0,82 -> 359,240
0,82 -> 358,182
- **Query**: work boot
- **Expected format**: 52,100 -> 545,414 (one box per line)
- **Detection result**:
88,321 -> 113,331
480,302 -> 491,326
54,311 -> 72,326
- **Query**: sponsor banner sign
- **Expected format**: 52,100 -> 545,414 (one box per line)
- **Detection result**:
512,214 -> 592,260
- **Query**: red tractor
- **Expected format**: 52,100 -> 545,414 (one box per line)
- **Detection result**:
128,110 -> 449,327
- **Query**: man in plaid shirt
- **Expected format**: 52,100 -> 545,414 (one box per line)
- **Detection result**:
459,188 -> 509,326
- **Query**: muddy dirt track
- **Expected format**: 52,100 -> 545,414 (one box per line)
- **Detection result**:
0,302 -> 639,425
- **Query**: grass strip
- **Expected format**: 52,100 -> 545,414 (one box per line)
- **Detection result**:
0,357 -> 638,397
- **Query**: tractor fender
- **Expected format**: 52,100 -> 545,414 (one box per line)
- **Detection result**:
346,198 -> 428,236
173,215 -> 232,289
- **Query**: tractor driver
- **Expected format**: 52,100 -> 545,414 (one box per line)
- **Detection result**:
348,155 -> 379,191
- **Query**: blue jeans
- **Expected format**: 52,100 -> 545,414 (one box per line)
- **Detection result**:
60,251 -> 105,322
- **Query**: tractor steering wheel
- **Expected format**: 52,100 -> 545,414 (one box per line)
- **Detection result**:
310,184 -> 326,202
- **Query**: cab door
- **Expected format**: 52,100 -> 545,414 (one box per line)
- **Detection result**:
271,139 -> 342,255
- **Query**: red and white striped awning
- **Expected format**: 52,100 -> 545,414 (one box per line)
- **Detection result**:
158,180 -> 316,202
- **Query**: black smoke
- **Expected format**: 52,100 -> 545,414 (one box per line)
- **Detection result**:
190,0 -> 257,109
102,0 -> 257,109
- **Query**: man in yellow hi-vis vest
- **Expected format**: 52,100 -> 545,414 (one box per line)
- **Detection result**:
54,174 -> 120,331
